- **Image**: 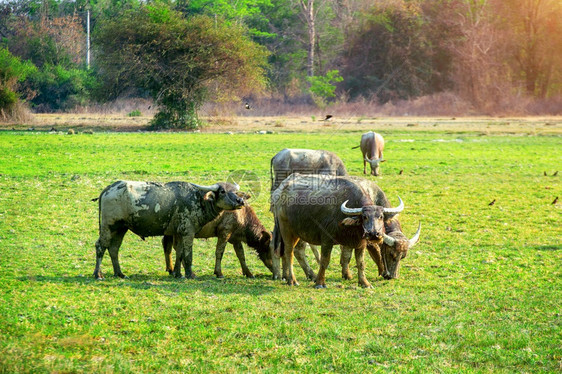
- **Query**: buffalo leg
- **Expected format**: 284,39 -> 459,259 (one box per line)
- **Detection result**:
355,246 -> 372,288
271,246 -> 282,280
106,228 -> 127,278
283,246 -> 298,286
363,158 -> 367,174
293,241 -> 316,281
213,236 -> 229,278
309,244 -> 321,264
315,243 -> 333,288
232,241 -> 254,278
179,235 -> 196,279
366,244 -> 384,276
162,235 -> 174,274
279,221 -> 299,286
93,239 -> 106,279
171,235 -> 185,278
340,246 -> 353,280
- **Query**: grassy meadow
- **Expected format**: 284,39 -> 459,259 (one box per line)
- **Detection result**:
0,117 -> 561,373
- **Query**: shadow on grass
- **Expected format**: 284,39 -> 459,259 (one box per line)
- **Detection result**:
533,244 -> 561,251
22,273 -> 278,296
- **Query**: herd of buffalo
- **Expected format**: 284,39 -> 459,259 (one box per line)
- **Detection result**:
93,131 -> 421,288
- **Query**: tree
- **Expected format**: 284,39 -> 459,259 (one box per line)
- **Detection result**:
498,0 -> 562,97
94,3 -> 268,129
298,0 -> 317,78
0,47 -> 37,120
341,0 -> 436,102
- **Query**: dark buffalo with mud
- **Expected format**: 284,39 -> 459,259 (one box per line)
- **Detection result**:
93,180 -> 246,279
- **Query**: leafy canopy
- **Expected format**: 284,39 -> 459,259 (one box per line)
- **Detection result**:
94,2 -> 269,129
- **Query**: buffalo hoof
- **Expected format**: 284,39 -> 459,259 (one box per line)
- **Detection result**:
115,273 -> 128,279
314,284 -> 327,289
342,271 -> 353,280
214,273 -> 224,279
360,283 -> 373,289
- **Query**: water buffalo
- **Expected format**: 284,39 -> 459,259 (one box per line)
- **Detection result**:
290,176 -> 405,281
341,177 -> 420,280
271,174 -> 403,288
93,180 -> 246,280
354,131 -> 385,176
270,148 -> 348,192
269,148 -> 348,271
162,204 -> 275,279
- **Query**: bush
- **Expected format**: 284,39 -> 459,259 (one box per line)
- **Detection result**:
27,64 -> 94,112
307,70 -> 344,108
127,109 -> 142,117
0,47 -> 37,120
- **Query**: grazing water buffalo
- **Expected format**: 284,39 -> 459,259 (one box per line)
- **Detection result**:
340,177 -> 420,280
289,176 -> 411,281
162,204 -> 274,278
271,174 -> 403,288
270,148 -> 348,192
93,180 -> 246,280
354,131 -> 385,176
269,148 -> 348,273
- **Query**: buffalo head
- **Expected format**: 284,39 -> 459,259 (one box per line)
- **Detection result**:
255,230 -> 274,273
378,222 -> 421,279
192,182 -> 246,210
365,156 -> 386,176
340,196 -> 404,243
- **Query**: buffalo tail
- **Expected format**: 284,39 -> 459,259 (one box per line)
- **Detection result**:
272,216 -> 284,257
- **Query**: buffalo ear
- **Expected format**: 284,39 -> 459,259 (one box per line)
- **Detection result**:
236,191 -> 251,200
341,217 -> 361,226
203,191 -> 215,202
381,159 -> 387,163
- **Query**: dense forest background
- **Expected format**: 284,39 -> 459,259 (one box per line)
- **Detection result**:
1,0 -> 561,127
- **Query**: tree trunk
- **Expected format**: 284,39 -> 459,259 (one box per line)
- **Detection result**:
300,0 -> 315,78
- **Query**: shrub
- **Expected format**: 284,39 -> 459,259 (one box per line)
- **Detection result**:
307,70 -> 343,108
0,48 -> 37,120
27,64 -> 94,112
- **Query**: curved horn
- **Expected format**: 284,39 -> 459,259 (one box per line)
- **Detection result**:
233,182 -> 240,191
383,196 -> 404,214
191,182 -> 220,192
341,200 -> 362,216
366,156 -> 383,165
383,234 -> 396,247
408,222 -> 422,248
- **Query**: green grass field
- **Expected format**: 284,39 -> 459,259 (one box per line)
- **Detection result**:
0,123 -> 560,372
